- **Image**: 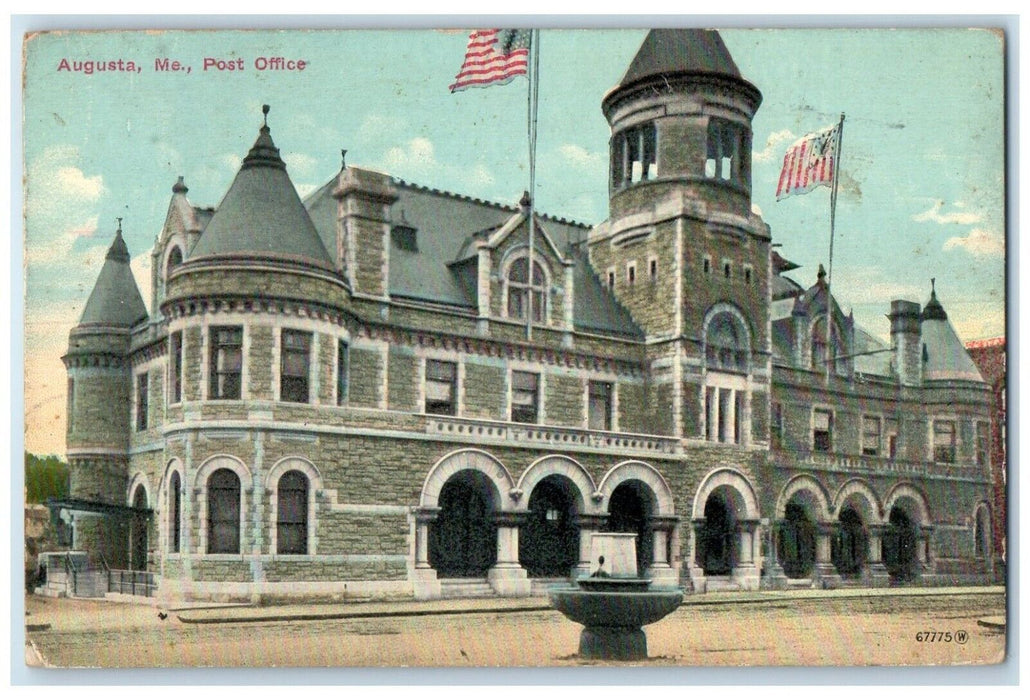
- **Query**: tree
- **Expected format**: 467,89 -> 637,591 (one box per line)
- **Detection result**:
25,453 -> 69,504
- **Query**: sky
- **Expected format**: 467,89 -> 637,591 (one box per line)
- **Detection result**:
21,27 -> 1006,457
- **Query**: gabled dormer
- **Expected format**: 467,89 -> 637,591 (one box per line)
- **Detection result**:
790,264 -> 855,377
150,176 -> 212,313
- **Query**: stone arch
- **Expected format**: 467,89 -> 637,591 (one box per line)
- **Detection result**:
831,478 -> 884,524
126,471 -> 153,508
194,455 -> 252,555
703,303 -> 754,358
515,455 -> 597,514
421,449 -> 514,511
266,457 -> 324,556
883,482 -> 931,526
691,468 -> 759,520
972,501 -> 992,559
598,460 -> 675,515
500,246 -> 553,324
776,474 -> 832,521
160,458 -> 185,555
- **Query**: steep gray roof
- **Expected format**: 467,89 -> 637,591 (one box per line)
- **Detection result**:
78,230 -> 148,327
921,291 -> 984,382
189,120 -> 334,270
853,326 -> 892,376
617,29 -> 743,89
570,245 -> 642,338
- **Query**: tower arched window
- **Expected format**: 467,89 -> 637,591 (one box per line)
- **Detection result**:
169,471 -> 181,553
165,245 -> 183,282
208,468 -> 241,554
706,117 -> 751,188
811,317 -> 846,376
611,121 -> 657,190
277,470 -> 309,555
703,310 -> 751,445
506,256 -> 546,323
706,312 -> 748,372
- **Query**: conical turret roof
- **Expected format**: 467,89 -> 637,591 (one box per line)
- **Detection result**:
78,226 -> 148,327
188,108 -> 335,270
920,285 -> 983,382
617,29 -> 743,89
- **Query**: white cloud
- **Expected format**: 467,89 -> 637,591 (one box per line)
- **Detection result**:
943,227 -> 1005,257
558,144 -> 605,170
283,152 -> 318,177
130,250 -> 153,314
221,153 -> 242,173
380,136 -> 497,195
753,129 -> 796,163
25,146 -> 107,264
384,137 -> 437,170
359,112 -> 407,144
24,215 -> 101,265
912,200 -> 982,226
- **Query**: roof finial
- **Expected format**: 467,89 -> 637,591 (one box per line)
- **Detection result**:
931,277 -> 936,294
116,217 -> 123,234
520,190 -> 531,209
341,149 -> 348,169
262,104 -> 270,128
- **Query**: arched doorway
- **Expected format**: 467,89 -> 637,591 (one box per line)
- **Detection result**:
606,480 -> 654,575
429,470 -> 498,577
883,506 -> 918,581
832,507 -> 867,579
700,493 -> 735,575
778,501 -> 816,579
519,475 -> 579,577
130,485 -> 148,571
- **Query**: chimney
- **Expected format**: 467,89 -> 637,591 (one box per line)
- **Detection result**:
889,300 -> 922,386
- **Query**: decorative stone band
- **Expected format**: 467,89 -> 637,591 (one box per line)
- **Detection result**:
414,506 -> 441,524
774,448 -> 986,480
493,511 -> 529,527
649,515 -> 681,532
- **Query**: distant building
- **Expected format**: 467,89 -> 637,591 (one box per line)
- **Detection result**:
965,336 -> 1006,569
61,30 -> 997,601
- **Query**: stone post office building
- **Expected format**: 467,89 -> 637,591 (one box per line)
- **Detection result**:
62,29 -> 998,601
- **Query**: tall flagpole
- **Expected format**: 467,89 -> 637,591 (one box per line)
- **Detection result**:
526,29 -> 541,341
824,112 -> 846,385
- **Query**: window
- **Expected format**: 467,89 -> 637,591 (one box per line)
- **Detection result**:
336,340 -> 349,405
169,471 -> 181,553
703,256 -> 712,275
277,470 -> 309,555
811,317 -> 846,376
280,330 -> 312,403
886,418 -> 899,460
511,371 -> 539,424
425,360 -> 458,416
771,402 -> 783,449
723,261 -> 731,279
705,313 -> 747,372
207,468 -> 240,554
862,416 -> 881,456
976,422 -> 989,467
209,326 -> 242,399
705,386 -> 742,444
744,266 -> 753,285
67,378 -> 74,433
706,117 -> 750,186
627,263 -> 636,286
170,331 -> 183,404
611,121 -> 657,189
165,246 -> 183,282
934,420 -> 956,464
813,409 -> 833,452
136,372 -> 149,431
588,381 -> 613,431
607,269 -> 615,288
649,258 -> 658,283
506,257 -> 546,323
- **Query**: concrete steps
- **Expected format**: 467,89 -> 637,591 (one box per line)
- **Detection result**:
439,579 -> 495,599
529,577 -> 569,596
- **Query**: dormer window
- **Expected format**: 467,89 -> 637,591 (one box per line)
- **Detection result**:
706,117 -> 751,188
811,317 -> 846,376
166,246 -> 183,280
391,224 -> 418,252
506,256 -> 546,323
611,122 -> 657,190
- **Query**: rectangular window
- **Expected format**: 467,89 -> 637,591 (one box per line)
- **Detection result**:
67,378 -> 74,434
976,421 -> 989,467
703,256 -> 712,275
706,118 -> 750,187
136,372 -> 149,431
771,402 -> 783,449
862,416 -> 881,456
607,269 -> 615,288
511,371 -> 539,424
813,409 -> 833,452
886,418 -> 899,460
209,326 -> 242,400
336,340 -> 349,406
613,122 -> 658,188
649,258 -> 658,283
280,329 -> 312,403
588,381 -> 613,431
425,359 -> 457,416
170,331 -> 183,404
723,260 -> 732,279
934,420 -> 956,464
627,263 -> 636,286
744,265 -> 753,285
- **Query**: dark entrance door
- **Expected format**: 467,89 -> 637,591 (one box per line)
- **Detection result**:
832,507 -> 867,579
606,482 -> 652,575
883,507 -> 918,581
519,477 -> 579,577
130,486 -> 148,571
778,502 -> 816,578
701,495 -> 734,575
429,475 -> 497,577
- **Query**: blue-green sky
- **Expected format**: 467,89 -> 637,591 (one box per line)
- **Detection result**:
23,28 -> 1005,455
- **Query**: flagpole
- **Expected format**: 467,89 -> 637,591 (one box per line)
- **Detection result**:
824,112 -> 846,385
526,29 -> 540,341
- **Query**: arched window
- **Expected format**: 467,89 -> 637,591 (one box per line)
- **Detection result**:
611,121 -> 658,190
277,470 -> 309,555
169,471 -> 181,553
165,246 -> 183,282
208,468 -> 241,554
705,313 -> 747,372
811,317 -> 846,375
974,506 -> 991,560
506,257 -> 546,323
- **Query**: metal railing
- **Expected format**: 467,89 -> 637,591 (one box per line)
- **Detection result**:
107,569 -> 157,597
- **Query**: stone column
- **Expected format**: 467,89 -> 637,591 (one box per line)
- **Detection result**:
487,511 -> 531,597
732,518 -> 761,590
648,515 -> 680,584
412,507 -> 441,600
918,525 -> 934,577
573,514 -> 607,577
814,521 -> 842,589
864,524 -> 890,587
760,518 -> 788,590
685,518 -> 708,593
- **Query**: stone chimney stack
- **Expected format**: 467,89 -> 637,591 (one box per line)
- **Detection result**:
889,300 -> 923,386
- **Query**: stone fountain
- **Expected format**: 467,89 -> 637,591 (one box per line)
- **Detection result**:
548,532 -> 683,661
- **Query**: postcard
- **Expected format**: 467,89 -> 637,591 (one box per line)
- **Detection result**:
21,25 -> 1007,669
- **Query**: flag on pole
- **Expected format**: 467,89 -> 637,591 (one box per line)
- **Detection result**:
449,29 -> 531,93
776,123 -> 841,200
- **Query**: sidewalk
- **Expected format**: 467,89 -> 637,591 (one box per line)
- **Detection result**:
171,585 -> 1006,624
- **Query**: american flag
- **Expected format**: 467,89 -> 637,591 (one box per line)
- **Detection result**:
449,29 -> 531,93
776,123 -> 840,201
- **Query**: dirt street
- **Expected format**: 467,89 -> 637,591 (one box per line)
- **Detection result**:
24,590 -> 1006,668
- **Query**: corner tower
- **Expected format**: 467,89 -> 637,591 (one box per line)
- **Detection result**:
589,29 -> 772,444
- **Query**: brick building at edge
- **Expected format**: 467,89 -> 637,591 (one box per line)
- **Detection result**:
59,30 -> 999,602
